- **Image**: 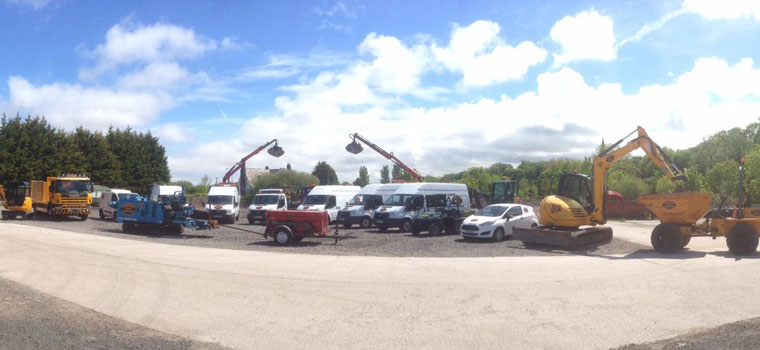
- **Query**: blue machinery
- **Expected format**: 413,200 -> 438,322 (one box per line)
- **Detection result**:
112,192 -> 216,234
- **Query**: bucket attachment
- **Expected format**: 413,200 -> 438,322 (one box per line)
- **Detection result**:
513,226 -> 613,250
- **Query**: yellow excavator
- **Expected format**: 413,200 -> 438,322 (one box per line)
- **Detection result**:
514,126 -> 687,249
0,182 -> 34,220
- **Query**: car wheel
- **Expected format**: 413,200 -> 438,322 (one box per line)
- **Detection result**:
492,227 -> 505,242
651,223 -> 683,253
274,226 -> 293,246
360,217 -> 372,229
400,219 -> 412,233
727,223 -> 758,255
248,218 -> 256,225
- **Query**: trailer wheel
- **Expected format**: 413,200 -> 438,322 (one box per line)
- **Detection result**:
400,219 -> 412,233
492,227 -> 505,242
360,217 -> 372,229
429,222 -> 442,236
727,224 -> 758,255
651,223 -> 683,253
274,226 -> 293,246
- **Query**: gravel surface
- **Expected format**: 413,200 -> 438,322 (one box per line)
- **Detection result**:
5,211 -> 647,257
614,317 -> 760,350
0,276 -> 232,350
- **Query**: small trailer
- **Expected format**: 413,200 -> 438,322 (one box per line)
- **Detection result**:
264,210 -> 335,245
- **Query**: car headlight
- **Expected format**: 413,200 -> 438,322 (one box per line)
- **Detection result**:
479,221 -> 494,226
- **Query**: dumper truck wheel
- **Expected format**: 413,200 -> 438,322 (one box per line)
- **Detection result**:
360,217 -> 372,229
79,213 -> 88,221
680,234 -> 692,248
651,223 -> 683,254
492,227 -> 505,242
727,224 -> 758,255
274,226 -> 293,246
429,223 -> 442,236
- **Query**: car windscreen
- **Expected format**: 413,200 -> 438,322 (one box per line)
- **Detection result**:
253,195 -> 279,205
475,206 -> 508,217
208,195 -> 233,204
303,195 -> 329,205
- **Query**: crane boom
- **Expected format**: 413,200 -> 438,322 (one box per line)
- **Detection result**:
347,133 -> 423,181
589,126 -> 686,224
221,139 -> 283,195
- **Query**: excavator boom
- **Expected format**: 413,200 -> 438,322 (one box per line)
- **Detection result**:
346,133 -> 423,181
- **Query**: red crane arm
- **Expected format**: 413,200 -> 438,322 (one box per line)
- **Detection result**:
222,139 -> 278,183
350,133 -> 422,180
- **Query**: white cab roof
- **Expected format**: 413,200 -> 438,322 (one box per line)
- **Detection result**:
307,185 -> 361,195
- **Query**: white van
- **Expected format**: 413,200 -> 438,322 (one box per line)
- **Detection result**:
373,183 -> 470,232
98,189 -> 135,220
246,189 -> 288,224
337,184 -> 401,229
149,185 -> 184,202
296,185 -> 361,223
205,184 -> 240,224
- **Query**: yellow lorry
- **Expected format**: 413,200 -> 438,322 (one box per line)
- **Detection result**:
31,176 -> 92,221
0,182 -> 34,220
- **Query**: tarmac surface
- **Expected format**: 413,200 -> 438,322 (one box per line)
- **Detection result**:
1,219 -> 759,349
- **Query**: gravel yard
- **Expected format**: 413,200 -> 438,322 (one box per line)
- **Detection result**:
3,211 -> 648,257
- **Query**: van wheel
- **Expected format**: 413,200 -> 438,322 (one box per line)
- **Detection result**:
360,217 -> 372,229
400,219 -> 412,233
99,209 -> 105,220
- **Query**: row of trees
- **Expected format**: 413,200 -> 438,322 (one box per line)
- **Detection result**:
0,115 -> 170,193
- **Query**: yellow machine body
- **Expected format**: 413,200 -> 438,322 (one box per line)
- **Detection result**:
0,183 -> 34,219
538,194 -> 590,228
31,176 -> 92,218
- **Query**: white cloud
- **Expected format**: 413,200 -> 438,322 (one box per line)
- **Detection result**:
432,20 -> 547,87
154,123 -> 194,143
117,62 -> 190,90
80,21 -> 217,79
7,76 -> 172,129
359,33 -> 432,93
171,56 -> 760,183
550,9 -> 617,65
685,0 -> 760,21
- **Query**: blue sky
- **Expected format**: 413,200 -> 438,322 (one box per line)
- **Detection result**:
2,0 -> 760,183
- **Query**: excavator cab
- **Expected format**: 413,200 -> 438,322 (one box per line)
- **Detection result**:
556,174 -> 593,213
1,181 -> 33,220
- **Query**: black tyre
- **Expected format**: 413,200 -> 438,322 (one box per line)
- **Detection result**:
79,213 -> 88,221
274,226 -> 293,246
727,223 -> 759,255
99,209 -> 105,220
680,234 -> 692,248
410,226 -> 421,235
122,223 -> 134,233
248,218 -> 256,225
651,223 -> 683,253
400,219 -> 412,233
343,223 -> 352,229
169,224 -> 184,235
492,227 -> 505,242
360,217 -> 372,229
429,223 -> 442,236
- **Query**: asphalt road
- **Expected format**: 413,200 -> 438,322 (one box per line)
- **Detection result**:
1,220 -> 759,350
8,211 -> 646,257
0,276 -> 230,350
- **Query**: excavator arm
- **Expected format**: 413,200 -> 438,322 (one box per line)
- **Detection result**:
589,126 -> 687,224
0,185 -> 5,206
346,133 -> 423,181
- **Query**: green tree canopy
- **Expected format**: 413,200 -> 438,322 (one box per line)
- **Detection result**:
354,166 -> 370,187
380,165 -> 390,184
311,161 -> 338,185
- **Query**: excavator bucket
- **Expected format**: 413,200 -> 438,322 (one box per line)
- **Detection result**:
513,226 -> 613,250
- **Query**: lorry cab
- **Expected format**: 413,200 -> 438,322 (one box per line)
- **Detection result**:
373,183 -> 470,232
205,183 -> 240,224
99,189 -> 135,220
247,189 -> 288,224
296,185 -> 361,223
337,184 -> 401,229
